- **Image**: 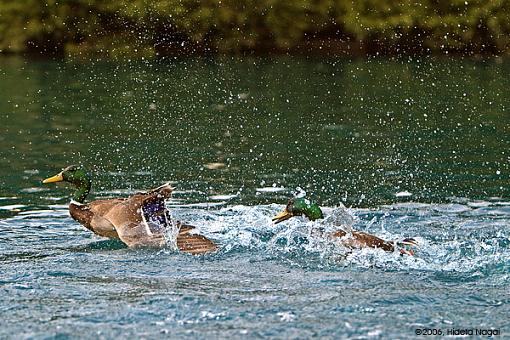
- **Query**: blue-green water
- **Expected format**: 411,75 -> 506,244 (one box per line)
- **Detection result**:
0,56 -> 509,338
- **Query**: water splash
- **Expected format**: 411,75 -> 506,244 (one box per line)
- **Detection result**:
164,200 -> 509,278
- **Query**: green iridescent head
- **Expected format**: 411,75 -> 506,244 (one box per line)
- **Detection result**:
272,197 -> 324,224
43,165 -> 91,203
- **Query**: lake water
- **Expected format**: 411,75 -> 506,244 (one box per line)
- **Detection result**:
0,56 -> 509,338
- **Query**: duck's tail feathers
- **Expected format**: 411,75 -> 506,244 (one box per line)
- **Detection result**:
398,238 -> 418,247
396,238 -> 418,256
177,226 -> 218,255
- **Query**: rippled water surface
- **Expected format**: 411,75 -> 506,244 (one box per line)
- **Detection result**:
0,56 -> 509,338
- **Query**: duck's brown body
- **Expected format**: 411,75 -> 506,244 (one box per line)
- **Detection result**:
43,166 -> 217,255
68,184 -> 217,254
69,199 -> 122,238
272,198 -> 416,255
329,230 -> 394,252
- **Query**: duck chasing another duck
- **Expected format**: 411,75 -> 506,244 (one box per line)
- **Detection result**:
273,198 -> 417,255
43,165 -> 217,255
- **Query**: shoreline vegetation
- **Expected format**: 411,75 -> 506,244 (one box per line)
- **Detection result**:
1,1 -> 509,59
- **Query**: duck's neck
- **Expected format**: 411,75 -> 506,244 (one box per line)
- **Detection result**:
72,177 -> 91,204
304,206 -> 324,221
306,209 -> 324,221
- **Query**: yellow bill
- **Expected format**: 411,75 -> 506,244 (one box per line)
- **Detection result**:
272,210 -> 292,224
42,172 -> 64,184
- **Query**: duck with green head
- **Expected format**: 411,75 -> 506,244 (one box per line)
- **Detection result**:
273,198 -> 417,254
43,165 -> 217,254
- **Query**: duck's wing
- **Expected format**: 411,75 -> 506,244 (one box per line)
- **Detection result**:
102,184 -> 172,248
101,184 -> 218,254
177,224 -> 218,255
142,184 -> 218,254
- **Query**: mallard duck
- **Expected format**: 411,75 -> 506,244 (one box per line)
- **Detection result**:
273,198 -> 417,254
43,165 -> 217,255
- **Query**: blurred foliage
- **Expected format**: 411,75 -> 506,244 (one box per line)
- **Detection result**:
0,0 -> 509,57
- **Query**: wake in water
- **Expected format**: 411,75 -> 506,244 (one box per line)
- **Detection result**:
166,204 -> 415,265
1,198 -> 508,279
165,201 -> 510,276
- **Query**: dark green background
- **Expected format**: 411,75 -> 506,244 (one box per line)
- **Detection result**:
1,1 -> 509,56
